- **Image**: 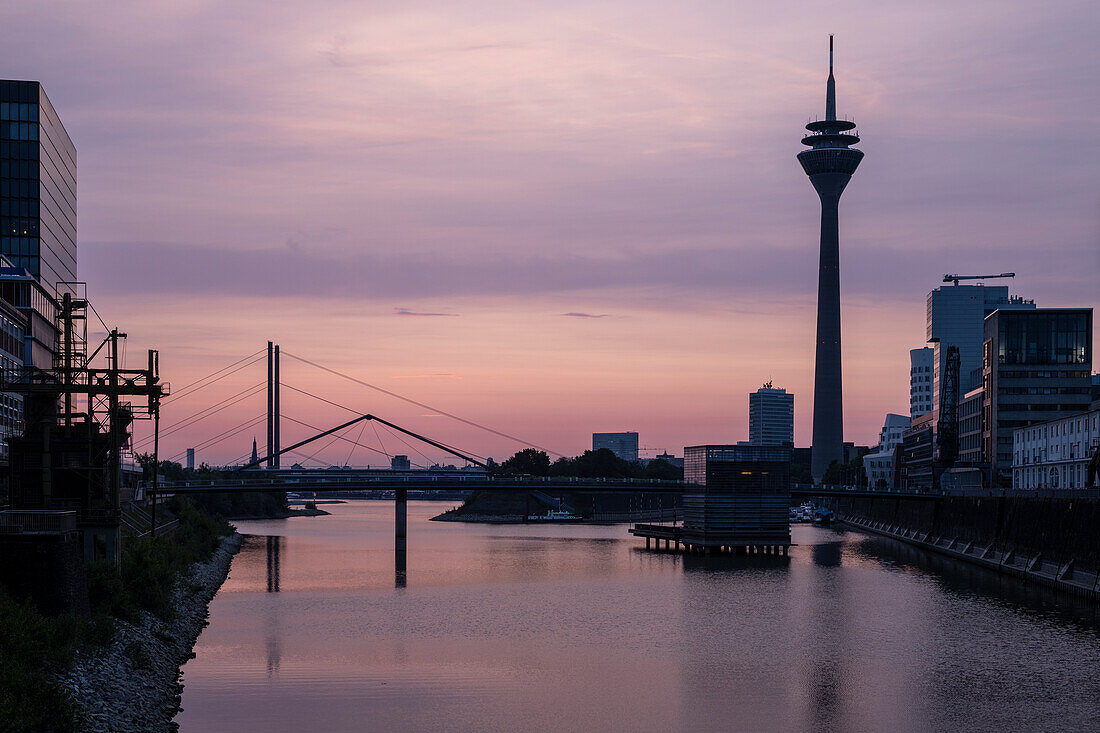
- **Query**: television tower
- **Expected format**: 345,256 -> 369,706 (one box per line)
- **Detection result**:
798,36 -> 864,484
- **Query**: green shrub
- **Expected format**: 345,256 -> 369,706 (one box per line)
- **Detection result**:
0,592 -> 82,732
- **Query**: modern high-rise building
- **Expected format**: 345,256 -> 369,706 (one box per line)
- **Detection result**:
926,282 -> 1034,416
798,37 -> 863,484
0,80 -> 76,290
748,382 -> 794,445
592,432 -> 639,462
909,347 -> 933,418
982,308 -> 1092,486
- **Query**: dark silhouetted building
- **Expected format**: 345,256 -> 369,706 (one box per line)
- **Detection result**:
982,308 -> 1092,486
798,39 -> 863,484
0,81 -> 76,291
682,444 -> 791,548
391,454 -> 411,470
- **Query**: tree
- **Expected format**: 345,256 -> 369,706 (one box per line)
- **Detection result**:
499,448 -> 551,476
644,459 -> 682,481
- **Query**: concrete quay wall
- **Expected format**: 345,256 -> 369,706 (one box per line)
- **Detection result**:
821,495 -> 1100,601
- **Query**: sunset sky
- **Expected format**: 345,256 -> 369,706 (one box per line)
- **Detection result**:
4,0 -> 1098,466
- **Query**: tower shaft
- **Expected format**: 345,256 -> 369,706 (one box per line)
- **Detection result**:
798,37 -> 863,484
811,191 -> 843,483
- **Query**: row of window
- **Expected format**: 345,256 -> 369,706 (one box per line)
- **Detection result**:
0,237 -> 39,257
0,103 -> 38,122
0,160 -> 37,178
1014,464 -> 1089,490
0,219 -> 38,236
999,386 -> 1090,396
1001,404 -> 1090,414
996,313 -> 1091,366
0,185 -> 39,207
998,369 -> 1091,379
0,141 -> 37,162
1,123 -> 38,142
1016,414 -> 1098,443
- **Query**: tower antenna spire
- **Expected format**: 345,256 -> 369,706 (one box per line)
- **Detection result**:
825,35 -> 836,121
829,34 -> 833,72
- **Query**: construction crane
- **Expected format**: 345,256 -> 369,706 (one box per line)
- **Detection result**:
943,272 -> 1015,285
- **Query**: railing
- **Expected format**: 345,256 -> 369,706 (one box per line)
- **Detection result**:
158,473 -> 687,490
0,510 -> 77,535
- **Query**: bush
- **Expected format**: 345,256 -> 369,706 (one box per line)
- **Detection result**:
0,592 -> 83,732
86,497 -> 232,622
0,496 -> 234,732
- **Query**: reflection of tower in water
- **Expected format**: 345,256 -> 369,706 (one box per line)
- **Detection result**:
263,535 -> 284,676
266,535 -> 281,593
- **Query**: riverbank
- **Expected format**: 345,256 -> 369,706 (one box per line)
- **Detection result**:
841,515 -> 1100,601
226,507 -> 331,520
54,533 -> 243,732
821,493 -> 1100,603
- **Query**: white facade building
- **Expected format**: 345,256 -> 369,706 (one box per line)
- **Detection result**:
926,283 -> 1034,415
862,413 -> 912,488
748,382 -> 794,445
909,347 -> 933,418
1012,409 -> 1100,489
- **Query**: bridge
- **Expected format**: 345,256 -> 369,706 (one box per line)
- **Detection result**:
142,342 -> 949,583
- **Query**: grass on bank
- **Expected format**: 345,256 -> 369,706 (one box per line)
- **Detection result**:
0,497 -> 233,733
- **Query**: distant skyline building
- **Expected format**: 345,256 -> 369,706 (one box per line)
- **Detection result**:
926,281 -> 1034,416
592,432 -> 639,462
910,347 -> 933,418
186,448 -> 195,471
0,80 -> 76,289
391,455 -> 411,470
798,38 -> 863,484
748,381 -> 794,446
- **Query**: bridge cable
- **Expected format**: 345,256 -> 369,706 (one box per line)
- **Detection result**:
165,413 -> 267,462
171,413 -> 266,459
282,416 -> 394,461
166,349 -> 266,398
134,382 -> 266,450
346,420 -> 371,467
281,383 -> 475,462
281,382 -> 487,463
294,432 -> 347,466
164,352 -> 266,405
281,351 -> 562,457
376,419 -> 436,466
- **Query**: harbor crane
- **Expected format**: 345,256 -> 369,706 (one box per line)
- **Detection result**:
943,272 -> 1015,286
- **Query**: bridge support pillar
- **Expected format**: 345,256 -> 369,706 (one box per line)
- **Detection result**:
395,488 -> 407,586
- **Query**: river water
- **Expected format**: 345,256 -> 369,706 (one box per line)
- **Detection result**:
176,501 -> 1100,733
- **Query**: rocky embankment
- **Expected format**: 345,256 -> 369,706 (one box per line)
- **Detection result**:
55,534 -> 243,733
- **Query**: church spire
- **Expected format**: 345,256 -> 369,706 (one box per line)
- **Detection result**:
251,437 -> 258,464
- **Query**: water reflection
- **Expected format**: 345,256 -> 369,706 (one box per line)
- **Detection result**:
178,503 -> 1100,733
265,535 -> 282,593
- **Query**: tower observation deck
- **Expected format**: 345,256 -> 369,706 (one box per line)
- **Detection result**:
798,36 -> 864,484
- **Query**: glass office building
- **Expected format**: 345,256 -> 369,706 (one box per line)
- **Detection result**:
982,308 -> 1093,486
0,80 -> 77,290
